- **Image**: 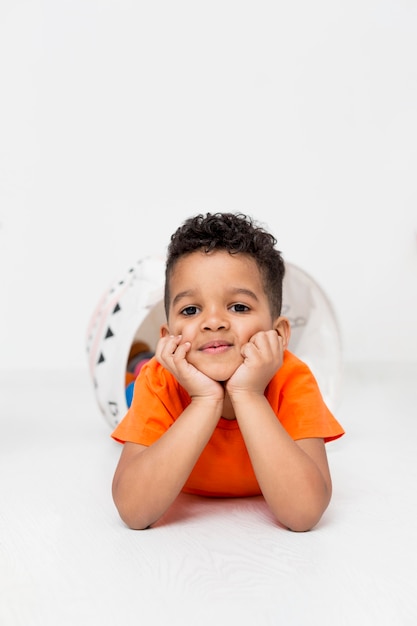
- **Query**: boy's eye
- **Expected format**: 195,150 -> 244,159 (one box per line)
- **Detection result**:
181,305 -> 199,316
231,303 -> 250,313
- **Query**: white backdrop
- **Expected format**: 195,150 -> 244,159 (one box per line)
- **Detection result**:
0,0 -> 416,371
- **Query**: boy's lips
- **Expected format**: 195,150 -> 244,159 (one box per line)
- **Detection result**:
199,340 -> 233,353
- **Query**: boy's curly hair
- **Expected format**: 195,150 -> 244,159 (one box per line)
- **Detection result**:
164,212 -> 285,318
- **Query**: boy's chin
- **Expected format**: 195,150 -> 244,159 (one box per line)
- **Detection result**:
187,355 -> 243,384
215,377 -> 230,384
202,365 -> 240,383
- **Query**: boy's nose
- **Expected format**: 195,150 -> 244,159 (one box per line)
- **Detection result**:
203,321 -> 226,331
202,309 -> 228,331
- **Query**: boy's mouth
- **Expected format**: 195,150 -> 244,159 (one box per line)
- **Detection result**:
199,340 -> 233,354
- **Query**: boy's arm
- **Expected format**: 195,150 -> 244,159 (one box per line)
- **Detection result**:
112,334 -> 224,530
231,392 -> 331,532
227,329 -> 332,532
112,395 -> 223,530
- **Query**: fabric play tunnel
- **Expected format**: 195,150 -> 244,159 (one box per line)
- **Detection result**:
86,256 -> 343,428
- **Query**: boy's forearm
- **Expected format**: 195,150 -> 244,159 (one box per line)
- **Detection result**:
112,398 -> 223,530
232,393 -> 331,532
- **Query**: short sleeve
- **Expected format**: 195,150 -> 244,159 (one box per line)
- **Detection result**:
111,358 -> 190,445
266,352 -> 345,443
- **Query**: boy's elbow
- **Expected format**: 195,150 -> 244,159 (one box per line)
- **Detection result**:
286,514 -> 322,533
274,491 -> 331,533
122,516 -> 150,531
281,508 -> 326,533
114,500 -> 152,530
112,481 -> 152,530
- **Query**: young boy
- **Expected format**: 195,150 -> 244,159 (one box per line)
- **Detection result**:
111,213 -> 344,531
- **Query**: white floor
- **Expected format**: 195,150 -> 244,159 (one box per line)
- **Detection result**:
1,363 -> 417,626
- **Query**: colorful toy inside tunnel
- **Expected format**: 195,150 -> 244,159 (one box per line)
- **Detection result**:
86,256 -> 343,428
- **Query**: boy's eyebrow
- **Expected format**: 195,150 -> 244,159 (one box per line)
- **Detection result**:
229,287 -> 259,301
172,287 -> 259,307
172,290 -> 195,307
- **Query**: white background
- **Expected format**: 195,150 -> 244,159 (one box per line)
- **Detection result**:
1,6 -> 417,624
1,0 -> 416,372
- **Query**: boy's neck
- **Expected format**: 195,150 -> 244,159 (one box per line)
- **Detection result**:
221,391 -> 236,420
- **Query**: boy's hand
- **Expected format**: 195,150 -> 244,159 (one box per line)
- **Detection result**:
156,335 -> 224,402
226,329 -> 284,398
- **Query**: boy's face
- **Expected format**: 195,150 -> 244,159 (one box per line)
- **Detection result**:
162,250 -> 281,382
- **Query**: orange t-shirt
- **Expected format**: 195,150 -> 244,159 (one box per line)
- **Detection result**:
111,350 -> 344,497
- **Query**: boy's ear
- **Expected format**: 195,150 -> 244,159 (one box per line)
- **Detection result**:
274,316 -> 291,350
160,324 -> 170,338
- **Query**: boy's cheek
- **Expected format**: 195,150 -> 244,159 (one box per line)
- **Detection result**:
178,328 -> 196,347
